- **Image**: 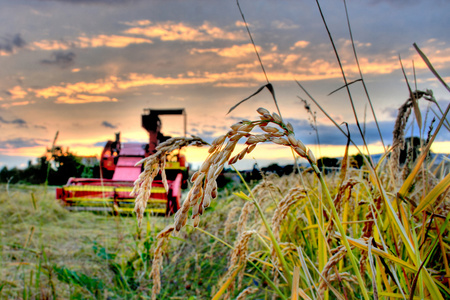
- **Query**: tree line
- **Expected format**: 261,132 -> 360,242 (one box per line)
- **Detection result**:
0,147 -> 99,186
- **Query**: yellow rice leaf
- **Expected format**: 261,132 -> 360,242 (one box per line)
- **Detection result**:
398,150 -> 428,199
298,289 -> 312,300
379,292 -> 422,300
375,146 -> 394,172
211,266 -> 241,300
399,204 -> 412,242
233,191 -> 252,201
291,266 -> 300,300
412,96 -> 423,131
376,256 -> 393,294
335,233 -> 416,272
413,172 -> 450,215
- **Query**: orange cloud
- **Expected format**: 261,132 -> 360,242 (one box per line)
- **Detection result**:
11,101 -> 32,106
214,82 -> 256,88
124,21 -> 246,42
116,73 -> 216,89
1,101 -> 34,108
191,43 -> 259,58
31,69 -> 343,105
34,78 -> 117,99
120,19 -> 152,27
56,94 -> 118,104
290,40 -> 310,49
7,86 -> 28,99
235,21 -> 247,27
31,34 -> 152,51
76,34 -> 152,48
31,40 -> 71,51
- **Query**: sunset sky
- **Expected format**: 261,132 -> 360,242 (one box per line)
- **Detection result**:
1,0 -> 449,170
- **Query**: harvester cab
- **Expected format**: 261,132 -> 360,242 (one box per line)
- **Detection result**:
56,108 -> 188,215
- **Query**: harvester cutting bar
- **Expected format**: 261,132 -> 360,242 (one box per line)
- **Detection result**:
56,173 -> 183,215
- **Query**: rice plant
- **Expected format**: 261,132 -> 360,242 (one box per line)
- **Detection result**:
131,2 -> 450,299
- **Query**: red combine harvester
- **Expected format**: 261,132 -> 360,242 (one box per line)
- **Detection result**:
56,108 -> 188,215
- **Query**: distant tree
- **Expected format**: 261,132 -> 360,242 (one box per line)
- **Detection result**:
350,154 -> 370,169
399,136 -> 430,165
21,158 -> 48,184
48,151 -> 86,185
261,163 -> 284,176
0,166 -> 9,182
317,157 -> 339,173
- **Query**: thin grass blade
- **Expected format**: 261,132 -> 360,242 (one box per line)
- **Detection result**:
327,79 -> 362,96
413,172 -> 450,215
413,43 -> 450,93
227,84 -> 271,115
367,238 -> 378,300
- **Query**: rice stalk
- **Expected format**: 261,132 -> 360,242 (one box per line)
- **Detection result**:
235,286 -> 258,300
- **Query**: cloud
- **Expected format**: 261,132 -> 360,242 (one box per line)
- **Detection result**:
191,44 -> 260,58
271,20 -> 300,30
0,34 -> 26,56
33,77 -> 118,99
56,94 -> 118,104
31,39 -> 72,51
123,21 -> 246,42
76,34 -> 152,48
120,19 -> 151,27
6,86 -> 28,99
0,138 -> 47,149
41,51 -> 76,68
101,121 -> 117,129
31,34 -> 152,51
34,125 -> 47,130
290,40 -> 310,49
284,115 -> 450,148
28,69 -> 341,105
0,101 -> 34,108
0,116 -> 27,126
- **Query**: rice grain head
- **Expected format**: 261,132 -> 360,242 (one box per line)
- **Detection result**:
150,225 -> 175,300
133,136 -> 207,225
